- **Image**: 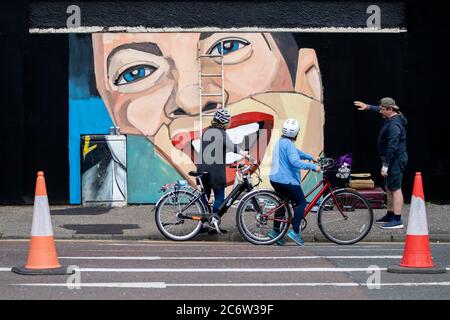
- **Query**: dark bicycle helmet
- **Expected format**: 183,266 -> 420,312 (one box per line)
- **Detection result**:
213,108 -> 231,124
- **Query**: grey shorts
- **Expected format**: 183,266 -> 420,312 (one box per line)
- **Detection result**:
383,153 -> 408,191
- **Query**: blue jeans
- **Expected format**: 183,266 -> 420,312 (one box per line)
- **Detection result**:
201,183 -> 225,215
270,181 -> 306,233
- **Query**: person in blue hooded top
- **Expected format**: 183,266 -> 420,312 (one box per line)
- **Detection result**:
354,97 -> 408,229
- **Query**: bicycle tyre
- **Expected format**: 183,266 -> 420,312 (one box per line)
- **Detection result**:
236,189 -> 292,245
155,190 -> 205,241
317,188 -> 373,245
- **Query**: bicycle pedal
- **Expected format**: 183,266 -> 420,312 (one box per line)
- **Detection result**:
212,221 -> 222,235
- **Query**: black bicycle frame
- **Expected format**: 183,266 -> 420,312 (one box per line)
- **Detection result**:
173,188 -> 206,216
175,175 -> 253,220
260,177 -> 346,222
216,176 -> 254,216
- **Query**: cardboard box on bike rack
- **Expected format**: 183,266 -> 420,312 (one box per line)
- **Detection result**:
349,173 -> 375,189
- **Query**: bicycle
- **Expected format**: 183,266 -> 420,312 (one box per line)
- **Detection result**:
236,157 -> 374,245
155,162 -> 261,241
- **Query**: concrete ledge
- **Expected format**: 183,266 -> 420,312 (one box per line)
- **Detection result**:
2,233 -> 450,243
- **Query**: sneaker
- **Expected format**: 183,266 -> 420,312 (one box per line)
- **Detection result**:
381,220 -> 404,229
268,230 -> 286,246
287,230 -> 305,246
375,214 -> 394,224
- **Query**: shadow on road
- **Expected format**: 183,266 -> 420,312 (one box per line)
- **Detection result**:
51,207 -> 112,216
61,224 -> 140,234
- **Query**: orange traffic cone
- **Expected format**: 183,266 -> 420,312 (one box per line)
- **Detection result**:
12,172 -> 72,275
388,172 -> 446,274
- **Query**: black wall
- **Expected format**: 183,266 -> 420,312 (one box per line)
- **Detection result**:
1,3 -> 69,204
403,3 -> 450,202
1,1 -> 449,203
29,1 -> 405,29
22,35 -> 70,203
0,4 -> 27,204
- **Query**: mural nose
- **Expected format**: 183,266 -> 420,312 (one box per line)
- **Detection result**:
174,82 -> 227,116
171,101 -> 222,117
176,84 -> 200,115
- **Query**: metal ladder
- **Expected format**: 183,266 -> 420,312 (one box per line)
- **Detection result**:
197,41 -> 225,134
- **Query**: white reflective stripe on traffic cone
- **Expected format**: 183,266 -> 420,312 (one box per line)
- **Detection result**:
30,195 -> 54,237
406,195 -> 429,236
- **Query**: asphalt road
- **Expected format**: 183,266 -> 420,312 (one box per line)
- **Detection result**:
1,240 -> 450,300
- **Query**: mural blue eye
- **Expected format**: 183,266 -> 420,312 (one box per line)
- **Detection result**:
208,39 -> 250,56
115,64 -> 157,86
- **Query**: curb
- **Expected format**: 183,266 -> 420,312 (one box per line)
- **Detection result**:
2,233 -> 450,243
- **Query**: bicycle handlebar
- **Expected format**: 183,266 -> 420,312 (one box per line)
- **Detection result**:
230,154 -> 258,173
317,157 -> 335,170
230,162 -> 257,174
232,156 -> 334,173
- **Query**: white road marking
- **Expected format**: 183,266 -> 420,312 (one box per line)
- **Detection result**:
14,282 -> 167,288
107,249 -> 304,253
305,245 -> 384,248
313,249 -> 403,251
169,282 -> 450,287
66,248 -> 404,253
3,265 -> 450,273
93,243 -> 388,248
59,267 -> 392,273
1,267 -> 389,273
59,255 -> 403,260
12,281 -> 450,289
93,243 -> 280,247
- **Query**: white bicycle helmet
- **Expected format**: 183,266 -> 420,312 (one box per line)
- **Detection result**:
282,118 -> 300,138
213,108 -> 231,124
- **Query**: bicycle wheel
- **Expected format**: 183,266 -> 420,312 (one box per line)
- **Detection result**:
155,190 -> 204,241
317,188 -> 373,245
236,189 -> 292,245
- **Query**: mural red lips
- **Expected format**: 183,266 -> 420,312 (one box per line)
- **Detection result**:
171,112 -> 274,185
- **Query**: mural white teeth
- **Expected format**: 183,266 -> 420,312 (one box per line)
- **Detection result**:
191,122 -> 260,164
227,123 -> 259,144
191,140 -> 245,163
191,139 -> 201,153
225,152 -> 243,163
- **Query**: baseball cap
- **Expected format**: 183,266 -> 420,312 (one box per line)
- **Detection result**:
379,97 -> 399,110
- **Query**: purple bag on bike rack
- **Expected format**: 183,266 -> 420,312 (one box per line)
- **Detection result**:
333,153 -> 352,180
334,153 -> 352,168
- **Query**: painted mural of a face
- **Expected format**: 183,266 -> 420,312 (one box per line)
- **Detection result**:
92,33 -> 324,188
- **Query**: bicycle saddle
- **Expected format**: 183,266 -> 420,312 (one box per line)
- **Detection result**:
188,171 -> 208,177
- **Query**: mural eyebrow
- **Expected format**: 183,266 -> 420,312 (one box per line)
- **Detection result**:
107,42 -> 163,70
199,32 -> 215,41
